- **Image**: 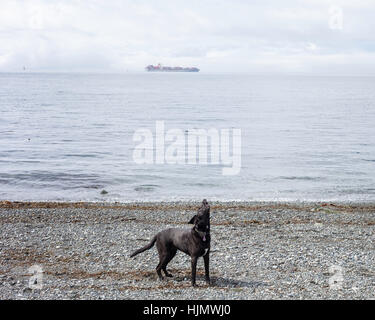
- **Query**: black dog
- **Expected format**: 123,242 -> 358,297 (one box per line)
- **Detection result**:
130,199 -> 211,287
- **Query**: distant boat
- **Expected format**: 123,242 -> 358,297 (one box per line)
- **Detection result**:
145,63 -> 199,72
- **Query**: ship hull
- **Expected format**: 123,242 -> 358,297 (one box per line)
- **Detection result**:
145,65 -> 199,72
146,69 -> 199,72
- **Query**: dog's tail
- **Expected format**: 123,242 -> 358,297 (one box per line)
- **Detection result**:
129,235 -> 157,258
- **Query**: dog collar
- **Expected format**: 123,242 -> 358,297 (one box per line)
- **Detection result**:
194,227 -> 207,242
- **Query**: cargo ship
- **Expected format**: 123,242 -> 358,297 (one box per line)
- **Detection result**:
145,64 -> 199,72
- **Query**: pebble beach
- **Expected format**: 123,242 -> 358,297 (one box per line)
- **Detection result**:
1,201 -> 374,300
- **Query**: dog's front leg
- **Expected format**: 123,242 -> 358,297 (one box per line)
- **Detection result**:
203,253 -> 210,285
191,256 -> 198,287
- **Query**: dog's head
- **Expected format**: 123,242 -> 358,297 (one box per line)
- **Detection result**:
188,199 -> 210,239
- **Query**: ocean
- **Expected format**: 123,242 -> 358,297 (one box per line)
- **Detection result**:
0,72 -> 374,202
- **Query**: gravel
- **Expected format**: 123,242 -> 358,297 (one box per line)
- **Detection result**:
0,201 -> 374,300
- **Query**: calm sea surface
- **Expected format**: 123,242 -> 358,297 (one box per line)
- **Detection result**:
0,73 -> 374,202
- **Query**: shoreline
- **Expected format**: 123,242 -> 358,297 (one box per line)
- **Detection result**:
2,199 -> 375,206
1,200 -> 375,212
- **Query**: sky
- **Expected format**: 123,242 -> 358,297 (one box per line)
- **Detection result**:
0,0 -> 374,74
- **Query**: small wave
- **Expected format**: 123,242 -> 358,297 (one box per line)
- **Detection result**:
64,154 -> 98,158
339,188 -> 375,194
0,171 -> 107,190
183,182 -> 220,187
278,176 -> 322,181
134,184 -> 159,192
0,159 -> 41,164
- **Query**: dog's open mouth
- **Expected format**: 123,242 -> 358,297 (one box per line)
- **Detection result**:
197,230 -> 207,241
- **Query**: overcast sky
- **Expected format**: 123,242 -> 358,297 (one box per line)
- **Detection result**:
0,0 -> 374,74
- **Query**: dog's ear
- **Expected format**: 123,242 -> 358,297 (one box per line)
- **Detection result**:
188,215 -> 197,224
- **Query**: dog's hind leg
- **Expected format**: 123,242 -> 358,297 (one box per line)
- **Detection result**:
162,248 -> 177,277
156,259 -> 164,280
156,240 -> 167,280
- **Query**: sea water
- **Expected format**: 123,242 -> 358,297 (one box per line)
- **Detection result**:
0,72 -> 374,202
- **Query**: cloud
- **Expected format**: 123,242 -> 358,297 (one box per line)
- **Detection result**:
0,0 -> 374,74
